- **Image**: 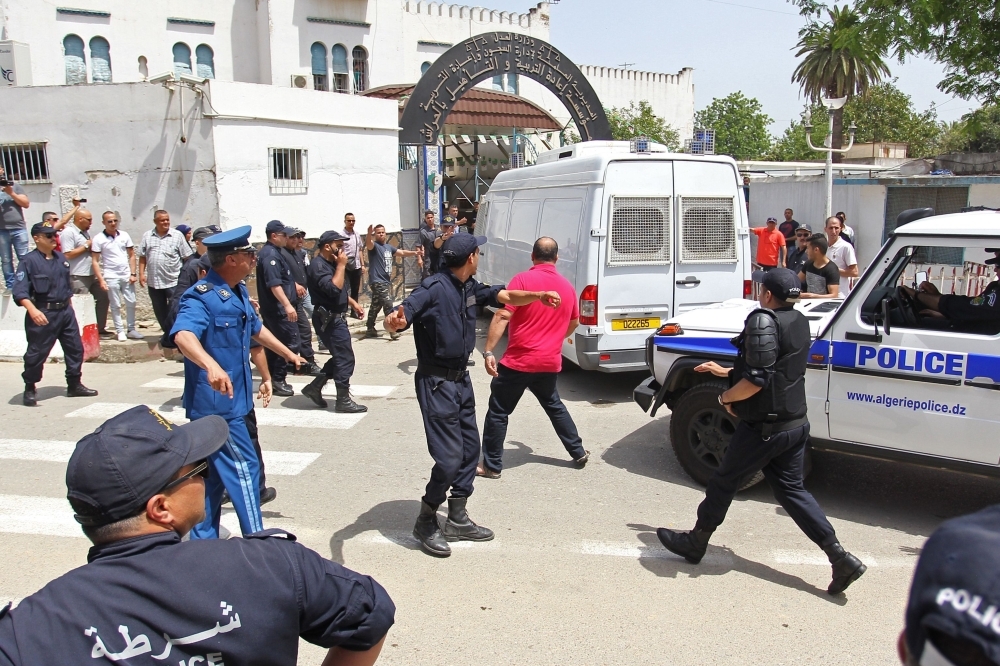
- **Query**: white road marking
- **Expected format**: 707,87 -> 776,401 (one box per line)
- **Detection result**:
0,495 -> 84,538
0,439 -> 320,476
362,531 -> 492,550
771,549 -> 915,569
577,540 -> 735,566
141,377 -> 397,398
65,402 -> 366,430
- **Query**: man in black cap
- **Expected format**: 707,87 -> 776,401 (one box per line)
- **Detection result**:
656,268 -> 866,595
0,405 -> 395,665
902,248 -> 1000,331
302,230 -> 367,412
283,228 -> 322,376
13,222 -> 98,406
384,233 -> 561,557
899,505 -> 1000,666
256,220 -> 304,396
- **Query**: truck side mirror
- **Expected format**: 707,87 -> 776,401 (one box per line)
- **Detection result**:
881,297 -> 891,337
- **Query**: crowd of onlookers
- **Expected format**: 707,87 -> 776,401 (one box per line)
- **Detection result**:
752,207 -> 859,298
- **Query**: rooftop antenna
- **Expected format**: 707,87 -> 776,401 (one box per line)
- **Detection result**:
618,62 -> 635,69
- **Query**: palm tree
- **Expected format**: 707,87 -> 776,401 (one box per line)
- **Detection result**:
792,5 -> 891,159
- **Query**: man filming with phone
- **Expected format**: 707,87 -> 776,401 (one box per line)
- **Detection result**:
0,167 -> 30,293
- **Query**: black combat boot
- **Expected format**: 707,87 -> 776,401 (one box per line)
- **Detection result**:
22,383 -> 36,407
301,360 -> 324,376
824,542 -> 866,595
656,527 -> 713,564
413,501 -> 450,557
442,497 -> 494,542
272,380 -> 294,397
335,386 -> 367,413
301,376 -> 328,408
67,379 -> 98,397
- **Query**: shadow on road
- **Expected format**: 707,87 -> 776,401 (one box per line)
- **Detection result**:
329,499 -> 422,564
601,416 -> 701,490
502,441 -> 577,471
6,385 -> 68,405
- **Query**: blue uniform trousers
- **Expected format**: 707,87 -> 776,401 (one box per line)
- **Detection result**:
23,307 -> 84,384
190,416 -> 264,539
695,421 -> 837,547
261,312 -> 299,384
315,314 -> 354,389
415,371 -> 480,507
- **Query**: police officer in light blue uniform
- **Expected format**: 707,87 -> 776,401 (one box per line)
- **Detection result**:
384,233 -> 562,557
170,225 -> 303,539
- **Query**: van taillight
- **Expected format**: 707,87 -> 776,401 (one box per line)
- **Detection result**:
580,285 -> 598,325
743,280 -> 752,297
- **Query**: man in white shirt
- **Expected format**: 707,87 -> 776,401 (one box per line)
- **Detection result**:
59,209 -> 111,340
825,216 -> 858,294
91,211 -> 142,341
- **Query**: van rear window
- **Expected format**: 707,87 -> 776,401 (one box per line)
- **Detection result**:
608,196 -> 672,266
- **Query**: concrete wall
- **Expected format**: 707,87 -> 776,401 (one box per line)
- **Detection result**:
969,183 -> 1000,209
0,81 -> 217,239
578,65 -> 696,143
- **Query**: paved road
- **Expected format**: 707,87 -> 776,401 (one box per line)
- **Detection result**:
0,325 -> 998,665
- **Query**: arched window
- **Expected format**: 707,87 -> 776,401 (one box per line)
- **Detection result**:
310,42 -> 327,91
89,37 -> 111,83
351,45 -> 368,93
195,44 -> 215,80
138,55 -> 148,79
63,34 -> 86,85
331,44 -> 350,93
420,61 -> 431,76
172,42 -> 192,76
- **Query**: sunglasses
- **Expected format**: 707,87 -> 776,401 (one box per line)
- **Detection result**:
158,461 -> 209,493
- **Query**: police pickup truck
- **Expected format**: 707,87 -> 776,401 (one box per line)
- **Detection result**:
634,209 -> 1000,488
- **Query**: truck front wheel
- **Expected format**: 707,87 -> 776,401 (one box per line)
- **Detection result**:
669,380 -> 764,490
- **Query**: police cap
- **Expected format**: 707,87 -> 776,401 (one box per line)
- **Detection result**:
66,406 -> 229,527
442,234 -> 487,262
318,230 -> 348,246
192,225 -> 222,242
752,267 -> 801,301
985,248 -> 1000,266
265,219 -> 295,237
29,222 -> 58,237
202,225 -> 254,252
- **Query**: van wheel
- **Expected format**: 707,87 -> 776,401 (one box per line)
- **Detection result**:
669,381 -> 764,490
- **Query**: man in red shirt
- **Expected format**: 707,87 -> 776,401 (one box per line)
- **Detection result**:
751,216 -> 786,270
477,237 -> 589,479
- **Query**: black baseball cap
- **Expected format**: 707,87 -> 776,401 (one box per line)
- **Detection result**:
66,406 -> 228,527
319,230 -> 348,245
985,248 -> 1000,266
752,267 -> 801,301
905,505 -> 1000,666
442,234 -> 486,261
192,225 -> 222,242
29,222 -> 57,237
795,224 -> 813,235
265,219 -> 294,236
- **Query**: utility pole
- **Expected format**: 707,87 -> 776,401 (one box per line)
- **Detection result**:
804,96 -> 857,219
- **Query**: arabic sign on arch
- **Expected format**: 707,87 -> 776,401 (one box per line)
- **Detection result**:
399,31 -> 612,145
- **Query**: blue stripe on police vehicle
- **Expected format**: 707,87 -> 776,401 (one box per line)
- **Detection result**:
829,341 -> 1000,384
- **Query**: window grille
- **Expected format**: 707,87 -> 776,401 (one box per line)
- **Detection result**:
89,37 -> 111,83
351,46 -> 368,93
64,34 -> 86,85
268,148 -> 308,194
172,42 -> 192,76
398,145 -> 417,171
607,196 -> 671,266
1,143 -> 51,184
679,196 -> 737,263
195,44 -> 215,79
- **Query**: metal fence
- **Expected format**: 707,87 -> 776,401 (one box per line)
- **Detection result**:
1,143 -> 50,184
268,148 -> 308,194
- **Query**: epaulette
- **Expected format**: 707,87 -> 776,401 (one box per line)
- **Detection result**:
194,283 -> 210,294
216,287 -> 232,301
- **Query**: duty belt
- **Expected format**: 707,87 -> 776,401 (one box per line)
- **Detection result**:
416,363 -> 468,381
746,415 -> 808,441
32,300 -> 69,311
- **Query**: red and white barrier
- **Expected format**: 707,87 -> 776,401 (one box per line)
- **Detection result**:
0,294 -> 100,362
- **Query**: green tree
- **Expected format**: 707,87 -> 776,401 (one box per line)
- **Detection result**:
767,104 -> 828,161
606,100 -> 680,151
694,92 -> 773,160
791,5 -> 891,156
842,81 -> 941,158
936,107 -> 1000,154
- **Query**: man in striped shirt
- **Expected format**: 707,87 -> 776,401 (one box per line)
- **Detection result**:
137,209 -> 193,335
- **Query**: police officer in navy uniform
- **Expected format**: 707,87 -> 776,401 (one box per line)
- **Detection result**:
301,230 -> 367,413
170,226 -> 303,540
902,248 -> 1000,331
13,222 -> 98,406
384,234 -> 561,557
255,220 -> 302,397
0,405 -> 395,665
656,269 -> 866,596
160,225 -> 218,350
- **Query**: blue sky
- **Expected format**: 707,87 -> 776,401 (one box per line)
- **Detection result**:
488,0 -> 978,134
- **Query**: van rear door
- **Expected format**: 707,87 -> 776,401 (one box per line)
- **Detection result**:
598,160 -> 675,348
672,161 -> 744,312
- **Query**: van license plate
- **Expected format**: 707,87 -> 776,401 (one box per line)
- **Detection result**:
611,318 -> 658,331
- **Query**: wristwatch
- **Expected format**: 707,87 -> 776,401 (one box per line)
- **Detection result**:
718,394 -> 731,407
483,351 -> 494,359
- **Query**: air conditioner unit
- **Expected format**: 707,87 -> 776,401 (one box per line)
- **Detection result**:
0,41 -> 32,87
290,74 -> 308,89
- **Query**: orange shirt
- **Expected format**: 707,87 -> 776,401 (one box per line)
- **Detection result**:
752,227 -> 786,266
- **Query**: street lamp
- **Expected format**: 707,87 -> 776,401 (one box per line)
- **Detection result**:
804,96 -> 858,219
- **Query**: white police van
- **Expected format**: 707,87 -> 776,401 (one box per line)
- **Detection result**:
477,140 -> 752,373
634,208 -> 1000,486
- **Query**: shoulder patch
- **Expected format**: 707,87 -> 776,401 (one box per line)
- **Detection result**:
270,260 -> 276,266
64,261 -> 70,268
217,288 -> 231,300
195,283 -> 210,293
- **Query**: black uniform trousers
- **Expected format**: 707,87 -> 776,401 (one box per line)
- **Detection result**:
345,267 -> 362,304
244,407 -> 267,491
314,313 -> 355,389
295,301 -> 315,361
23,307 -> 84,384
695,420 -> 837,547
415,371 -> 480,507
261,312 -> 300,385
481,365 -> 586,472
